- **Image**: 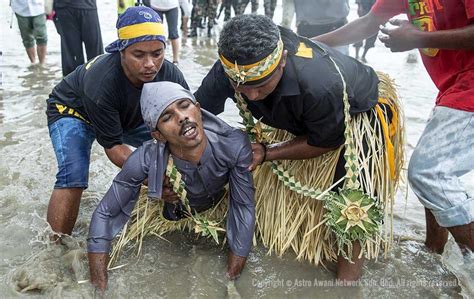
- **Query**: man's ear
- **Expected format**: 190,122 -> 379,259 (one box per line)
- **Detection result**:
151,130 -> 167,142
194,101 -> 203,121
280,50 -> 288,69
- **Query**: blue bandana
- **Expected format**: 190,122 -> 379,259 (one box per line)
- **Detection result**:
105,6 -> 166,53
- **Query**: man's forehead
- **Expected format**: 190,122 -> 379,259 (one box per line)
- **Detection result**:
128,40 -> 165,52
161,98 -> 193,114
231,75 -> 272,90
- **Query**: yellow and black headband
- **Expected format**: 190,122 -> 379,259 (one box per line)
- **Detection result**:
105,6 -> 167,53
219,38 -> 284,85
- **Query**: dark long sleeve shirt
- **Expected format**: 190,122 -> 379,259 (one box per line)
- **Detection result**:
87,110 -> 255,257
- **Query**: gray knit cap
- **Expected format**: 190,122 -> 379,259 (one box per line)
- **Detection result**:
140,81 -> 196,131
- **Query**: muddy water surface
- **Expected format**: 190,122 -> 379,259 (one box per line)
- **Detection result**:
1,0 -> 473,298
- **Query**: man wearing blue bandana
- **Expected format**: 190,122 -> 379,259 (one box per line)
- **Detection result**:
45,7 -> 188,239
87,82 -> 255,291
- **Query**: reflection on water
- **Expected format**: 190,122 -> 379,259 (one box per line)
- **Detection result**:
0,0 -> 472,298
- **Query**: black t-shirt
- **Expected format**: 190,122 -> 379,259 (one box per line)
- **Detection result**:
47,53 -> 189,148
194,27 -> 379,148
54,0 -> 97,10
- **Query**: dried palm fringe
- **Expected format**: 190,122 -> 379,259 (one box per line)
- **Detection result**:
110,72 -> 404,267
254,71 -> 404,265
109,190 -> 230,266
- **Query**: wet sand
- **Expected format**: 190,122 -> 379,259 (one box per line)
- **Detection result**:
0,0 -> 473,297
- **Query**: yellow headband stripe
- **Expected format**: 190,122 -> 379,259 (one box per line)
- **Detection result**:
219,39 -> 283,83
118,22 -> 165,40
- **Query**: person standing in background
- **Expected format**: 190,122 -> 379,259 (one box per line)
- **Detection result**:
221,0 -> 240,21
263,0 -> 276,19
188,0 -> 218,37
149,0 -> 182,63
353,0 -> 377,62
11,0 -> 48,65
281,0 -> 294,28
179,0 -> 191,37
53,0 -> 103,76
294,0 -> 350,55
238,0 -> 258,15
118,0 -> 136,15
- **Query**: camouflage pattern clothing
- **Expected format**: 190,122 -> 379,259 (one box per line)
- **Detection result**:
190,0 -> 218,36
237,0 -> 258,14
192,0 -> 218,27
220,0 -> 257,21
263,0 -> 276,19
222,0 -> 239,21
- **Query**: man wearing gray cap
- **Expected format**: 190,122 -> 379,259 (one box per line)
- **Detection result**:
87,81 -> 255,291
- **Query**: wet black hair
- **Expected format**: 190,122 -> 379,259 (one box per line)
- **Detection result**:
218,14 -> 280,65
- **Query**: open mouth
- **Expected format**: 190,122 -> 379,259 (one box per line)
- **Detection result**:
143,72 -> 156,78
180,122 -> 197,137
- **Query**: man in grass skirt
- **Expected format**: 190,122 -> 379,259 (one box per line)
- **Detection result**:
195,14 -> 404,281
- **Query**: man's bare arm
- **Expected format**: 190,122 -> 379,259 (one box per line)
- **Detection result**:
104,144 -> 133,168
380,20 -> 474,52
314,12 -> 388,47
249,135 -> 337,171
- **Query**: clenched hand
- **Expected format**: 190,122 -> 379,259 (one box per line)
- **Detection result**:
380,19 -> 422,52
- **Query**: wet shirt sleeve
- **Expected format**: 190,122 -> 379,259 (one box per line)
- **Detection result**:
225,138 -> 256,257
87,147 -> 148,253
194,60 -> 234,115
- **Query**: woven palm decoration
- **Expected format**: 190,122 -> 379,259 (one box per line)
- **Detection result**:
235,58 -> 404,262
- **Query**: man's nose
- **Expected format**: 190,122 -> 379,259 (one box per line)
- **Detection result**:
244,89 -> 259,101
144,55 -> 154,68
178,113 -> 189,124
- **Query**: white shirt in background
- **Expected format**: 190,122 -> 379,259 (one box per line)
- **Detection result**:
11,0 -> 45,17
179,0 -> 191,17
150,0 -> 191,16
150,0 -> 179,11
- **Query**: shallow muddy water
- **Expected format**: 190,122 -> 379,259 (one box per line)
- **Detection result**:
0,0 -> 473,298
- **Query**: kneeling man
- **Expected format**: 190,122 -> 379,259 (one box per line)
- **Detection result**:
87,82 -> 255,291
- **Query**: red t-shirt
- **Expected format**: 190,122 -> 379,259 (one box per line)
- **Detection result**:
372,0 -> 474,112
